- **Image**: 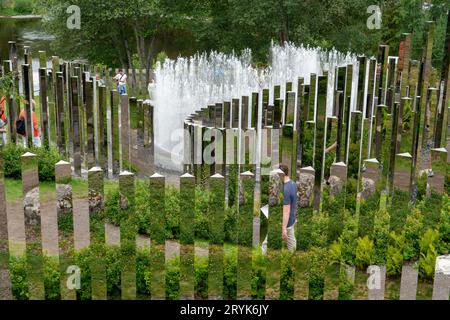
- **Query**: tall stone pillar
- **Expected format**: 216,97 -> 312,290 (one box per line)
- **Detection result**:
85,80 -> 95,169
208,173 -> 225,299
97,85 -> 107,171
312,73 -> 328,211
0,150 -> 12,299
22,152 -> 44,299
434,12 -> 449,148
88,166 -> 106,300
120,95 -> 131,171
110,90 -> 120,175
265,169 -> 284,300
119,171 -> 136,300
55,160 -> 76,300
237,171 -> 254,299
149,173 -> 166,299
56,72 -> 66,156
180,173 -> 195,299
39,68 -> 50,148
22,64 -> 33,148
71,76 -> 82,176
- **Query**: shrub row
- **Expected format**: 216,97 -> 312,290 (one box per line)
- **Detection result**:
8,245 -> 299,300
1,143 -> 64,181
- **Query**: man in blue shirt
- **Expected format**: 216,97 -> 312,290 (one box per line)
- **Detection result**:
279,163 -> 297,252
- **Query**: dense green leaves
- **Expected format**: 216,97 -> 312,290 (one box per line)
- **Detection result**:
36,0 -> 449,68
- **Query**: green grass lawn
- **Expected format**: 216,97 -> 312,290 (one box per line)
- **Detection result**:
5,177 -> 118,202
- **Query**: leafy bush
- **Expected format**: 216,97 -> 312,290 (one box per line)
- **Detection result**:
438,195 -> 450,254
103,186 -> 123,226
307,247 -> 327,300
165,258 -> 181,300
310,211 -> 329,248
194,256 -> 208,299
355,236 -> 374,269
9,255 -> 28,300
43,257 -> 61,300
14,0 -> 34,14
386,232 -> 405,276
0,144 -> 64,181
251,250 -> 266,299
32,146 -> 64,181
1,143 -> 23,179
419,229 -> 440,279
279,251 -> 294,300
372,209 -> 390,264
338,268 -> 354,300
224,206 -> 238,244
403,207 -> 423,261
338,210 -> 358,265
223,247 -> 237,299
328,241 -> 343,266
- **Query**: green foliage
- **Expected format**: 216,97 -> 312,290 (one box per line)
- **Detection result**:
403,207 -> 423,261
9,255 -> 28,300
194,256 -> 208,299
0,144 -> 64,181
372,209 -> 390,264
310,211 -> 329,248
308,247 -> 327,300
328,241 -> 344,266
355,236 -> 374,269
338,211 -> 358,265
279,251 -> 294,300
223,246 -> 237,299
165,258 -> 181,300
153,51 -> 169,69
251,250 -> 266,299
323,190 -> 346,243
13,0 -> 34,14
43,256 -> 60,300
103,186 -> 124,226
438,195 -> 450,254
297,207 -> 313,251
338,269 -> 354,300
224,205 -> 238,244
358,190 -> 380,237
386,232 -> 405,276
419,229 -> 440,279
389,189 -> 412,233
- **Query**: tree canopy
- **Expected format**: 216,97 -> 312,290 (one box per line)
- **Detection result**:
37,0 -> 449,69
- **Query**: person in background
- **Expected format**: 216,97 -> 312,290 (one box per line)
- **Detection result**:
16,99 -> 41,147
113,69 -> 127,95
279,163 -> 297,252
95,72 -> 105,86
0,96 -> 7,145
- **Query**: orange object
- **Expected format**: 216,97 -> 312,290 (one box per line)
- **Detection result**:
16,109 -> 39,138
0,96 -> 5,122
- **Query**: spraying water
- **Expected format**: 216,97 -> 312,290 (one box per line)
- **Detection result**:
154,43 -> 357,171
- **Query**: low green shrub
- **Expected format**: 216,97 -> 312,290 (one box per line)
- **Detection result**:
438,195 -> 450,254
355,236 -> 374,269
419,229 -> 440,279
251,250 -> 266,299
386,232 -> 405,276
308,247 -> 327,300
372,209 -> 390,264
310,211 -> 329,248
403,207 -> 423,261
0,144 -> 64,181
338,210 -> 358,265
